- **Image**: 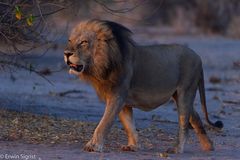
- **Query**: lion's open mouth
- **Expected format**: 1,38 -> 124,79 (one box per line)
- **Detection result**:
69,63 -> 83,72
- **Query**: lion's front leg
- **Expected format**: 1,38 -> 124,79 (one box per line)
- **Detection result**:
84,95 -> 124,152
119,106 -> 138,151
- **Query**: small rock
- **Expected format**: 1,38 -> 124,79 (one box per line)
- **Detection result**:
159,152 -> 168,158
209,76 -> 221,84
233,61 -> 240,69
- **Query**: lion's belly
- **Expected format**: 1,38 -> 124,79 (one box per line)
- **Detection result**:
126,88 -> 175,111
125,45 -> 182,111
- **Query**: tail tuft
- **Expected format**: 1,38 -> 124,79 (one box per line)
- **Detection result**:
199,69 -> 224,129
214,120 -> 223,129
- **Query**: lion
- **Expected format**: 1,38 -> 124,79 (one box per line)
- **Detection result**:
64,19 -> 223,153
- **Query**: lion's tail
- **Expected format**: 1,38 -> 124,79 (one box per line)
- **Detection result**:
198,69 -> 223,129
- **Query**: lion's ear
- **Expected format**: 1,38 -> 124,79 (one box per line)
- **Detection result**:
96,29 -> 113,41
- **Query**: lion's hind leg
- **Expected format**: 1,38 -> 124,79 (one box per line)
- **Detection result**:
119,106 -> 138,151
166,92 -> 190,153
171,90 -> 196,153
190,110 -> 214,151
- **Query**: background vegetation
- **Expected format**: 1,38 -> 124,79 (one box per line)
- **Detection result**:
1,0 -> 240,69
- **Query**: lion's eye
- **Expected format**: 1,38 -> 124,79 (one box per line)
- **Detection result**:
80,40 -> 88,45
77,40 -> 88,49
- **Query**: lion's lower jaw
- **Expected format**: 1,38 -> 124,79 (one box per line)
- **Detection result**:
69,69 -> 81,76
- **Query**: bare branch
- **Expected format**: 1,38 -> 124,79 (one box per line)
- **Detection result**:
0,59 -> 54,85
0,0 -> 65,54
94,0 -> 144,14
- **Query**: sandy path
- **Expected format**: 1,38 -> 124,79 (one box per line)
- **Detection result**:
0,34 -> 240,159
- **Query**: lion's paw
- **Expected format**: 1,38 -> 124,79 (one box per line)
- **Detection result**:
121,145 -> 137,152
84,141 -> 103,152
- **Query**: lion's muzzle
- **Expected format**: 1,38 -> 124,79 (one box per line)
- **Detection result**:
64,50 -> 84,73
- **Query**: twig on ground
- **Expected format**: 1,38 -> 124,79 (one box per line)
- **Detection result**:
49,90 -> 85,97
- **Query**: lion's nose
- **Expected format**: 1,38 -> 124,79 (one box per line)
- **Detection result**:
64,51 -> 73,57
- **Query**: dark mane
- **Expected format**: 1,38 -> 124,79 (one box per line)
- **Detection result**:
103,20 -> 135,54
77,20 -> 136,99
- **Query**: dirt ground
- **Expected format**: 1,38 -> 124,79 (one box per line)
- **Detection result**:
0,29 -> 240,159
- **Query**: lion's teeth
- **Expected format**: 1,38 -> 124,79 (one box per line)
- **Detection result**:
72,63 -> 79,67
69,69 -> 74,74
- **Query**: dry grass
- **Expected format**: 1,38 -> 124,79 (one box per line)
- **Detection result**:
0,109 -> 95,144
0,109 -> 176,152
